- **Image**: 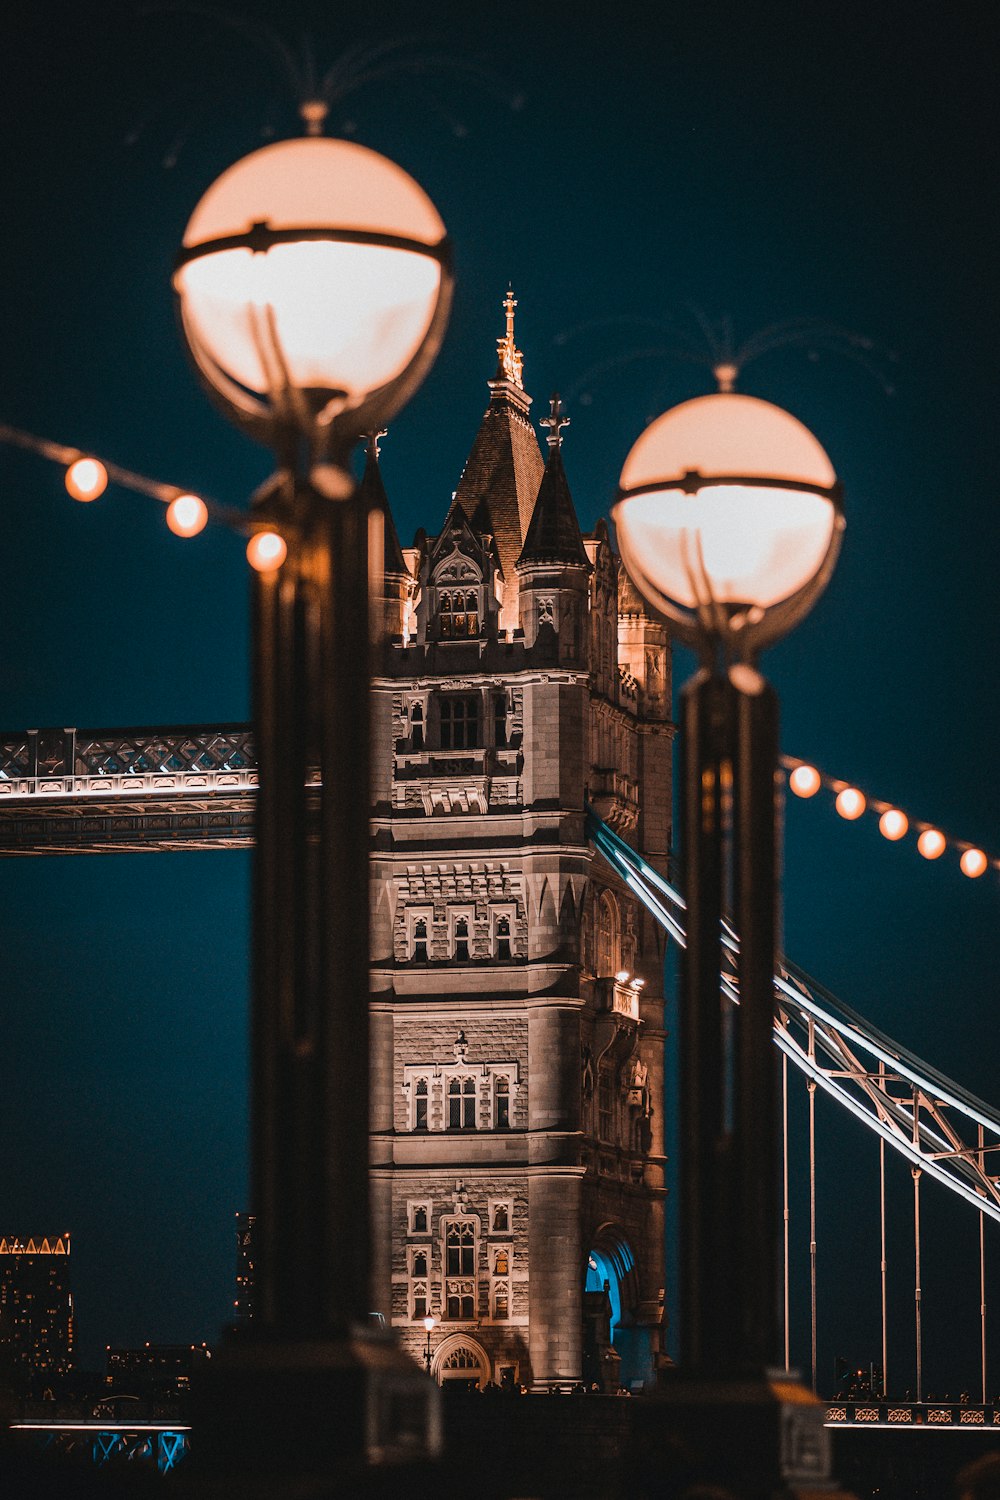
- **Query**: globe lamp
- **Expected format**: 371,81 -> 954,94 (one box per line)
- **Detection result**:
174,136 -> 452,452
612,393 -> 843,655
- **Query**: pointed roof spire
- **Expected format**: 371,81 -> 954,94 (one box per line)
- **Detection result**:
451,291 -> 545,582
359,429 -> 408,578
517,396 -> 589,570
495,285 -> 524,389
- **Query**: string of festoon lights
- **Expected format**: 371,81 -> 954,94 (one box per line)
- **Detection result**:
5,423 -> 997,882
0,423 -> 288,573
782,755 -> 996,880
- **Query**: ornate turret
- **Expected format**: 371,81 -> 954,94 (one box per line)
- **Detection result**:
517,395 -> 589,570
451,291 -> 545,631
515,395 -> 591,661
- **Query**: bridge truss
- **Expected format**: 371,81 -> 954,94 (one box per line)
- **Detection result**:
0,726 -> 255,853
588,810 -> 1000,1223
4,723 -> 998,1225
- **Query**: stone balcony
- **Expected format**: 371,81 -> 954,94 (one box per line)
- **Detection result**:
587,767 -> 639,833
392,747 -> 523,815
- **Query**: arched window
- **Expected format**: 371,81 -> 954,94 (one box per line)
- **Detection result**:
443,1345 -> 479,1369
412,1249 -> 428,1278
440,589 -> 479,638
414,1078 -> 428,1131
412,1205 -> 428,1234
446,1222 -> 475,1276
494,1075 -> 510,1130
454,916 -> 470,962
495,915 -> 511,961
448,1077 -> 477,1130
444,1222 -> 477,1320
413,918 -> 428,963
596,891 -> 620,978
410,701 -> 424,751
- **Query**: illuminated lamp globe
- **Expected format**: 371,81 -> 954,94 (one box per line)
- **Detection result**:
835,787 -> 866,820
66,458 -> 108,502
917,828 -> 946,860
960,848 -> 988,879
612,393 -> 843,653
789,764 -> 821,798
166,493 -> 208,537
247,531 -> 287,573
173,137 -> 452,449
879,808 -> 908,841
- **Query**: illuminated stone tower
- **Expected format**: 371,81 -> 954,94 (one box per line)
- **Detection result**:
368,295 -> 672,1391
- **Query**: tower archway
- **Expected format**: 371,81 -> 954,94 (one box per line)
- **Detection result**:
584,1223 -> 637,1338
583,1224 -> 654,1391
431,1332 -> 491,1390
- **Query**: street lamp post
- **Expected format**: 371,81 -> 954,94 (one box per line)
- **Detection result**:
613,390 -> 847,1489
174,131 -> 452,1478
423,1315 -> 437,1377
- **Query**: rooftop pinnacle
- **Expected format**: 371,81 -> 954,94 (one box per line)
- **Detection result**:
496,286 -> 524,389
540,393 -> 570,450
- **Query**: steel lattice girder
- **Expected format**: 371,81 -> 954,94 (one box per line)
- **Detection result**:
587,808 -> 1000,1224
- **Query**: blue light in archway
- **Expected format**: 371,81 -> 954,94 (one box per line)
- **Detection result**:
585,1250 -> 622,1336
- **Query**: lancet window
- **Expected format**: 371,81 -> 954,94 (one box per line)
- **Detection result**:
443,1219 -> 477,1320
439,589 -> 480,637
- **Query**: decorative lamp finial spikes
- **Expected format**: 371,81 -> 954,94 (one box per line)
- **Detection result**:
541,392 -> 569,450
364,428 -> 388,461
299,99 -> 329,136
714,361 -> 739,393
496,286 -> 524,390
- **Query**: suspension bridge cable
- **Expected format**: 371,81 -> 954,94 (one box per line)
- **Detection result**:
880,1062 -> 889,1399
782,1053 -> 791,1373
587,807 -> 1000,1224
913,1159 -> 923,1403
981,1124 -> 988,1405
808,1032 -> 818,1394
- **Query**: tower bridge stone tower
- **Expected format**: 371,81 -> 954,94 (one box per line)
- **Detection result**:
368,296 -> 673,1391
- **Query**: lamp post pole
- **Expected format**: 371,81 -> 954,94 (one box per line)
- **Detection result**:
679,661 -> 779,1373
423,1316 -> 437,1376
252,463 -> 372,1337
173,128 -> 452,1480
613,389 -> 849,1491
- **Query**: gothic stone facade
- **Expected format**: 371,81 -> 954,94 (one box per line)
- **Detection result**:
368,310 -> 673,1392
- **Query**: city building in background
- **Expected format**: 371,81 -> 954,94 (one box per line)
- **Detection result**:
105,1343 -> 211,1401
368,298 -> 672,1391
0,1235 -> 74,1390
233,1213 -> 255,1325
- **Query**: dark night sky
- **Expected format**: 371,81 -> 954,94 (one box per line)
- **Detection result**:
2,2 -> 998,1391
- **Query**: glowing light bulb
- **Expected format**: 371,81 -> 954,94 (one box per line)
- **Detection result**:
166,493 -> 208,537
789,764 -> 821,798
65,458 -> 108,502
836,787 -> 865,820
917,829 -> 946,860
615,970 -> 630,983
879,809 -> 908,841
247,531 -> 287,572
960,848 -> 988,879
